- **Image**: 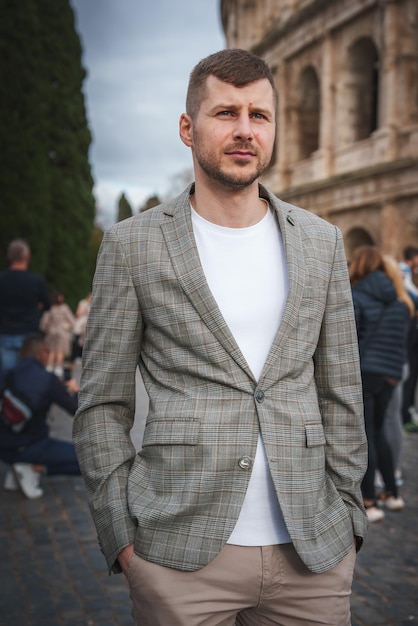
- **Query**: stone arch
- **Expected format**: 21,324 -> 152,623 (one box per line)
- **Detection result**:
297,66 -> 320,160
347,37 -> 380,141
344,227 -> 375,261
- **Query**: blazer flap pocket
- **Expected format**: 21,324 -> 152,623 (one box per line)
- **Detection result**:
305,422 -> 326,447
142,419 -> 199,447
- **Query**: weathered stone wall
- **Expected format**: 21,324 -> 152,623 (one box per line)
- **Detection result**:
220,0 -> 418,259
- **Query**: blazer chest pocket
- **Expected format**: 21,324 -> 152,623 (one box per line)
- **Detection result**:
305,422 -> 326,447
142,419 -> 199,447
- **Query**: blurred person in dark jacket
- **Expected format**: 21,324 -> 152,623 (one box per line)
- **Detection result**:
350,246 -> 409,522
0,334 -> 80,499
381,256 -> 415,486
0,239 -> 50,373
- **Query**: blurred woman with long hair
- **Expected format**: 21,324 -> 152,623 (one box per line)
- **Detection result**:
350,246 -> 409,522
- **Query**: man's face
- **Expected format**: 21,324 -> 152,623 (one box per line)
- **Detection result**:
181,76 -> 276,190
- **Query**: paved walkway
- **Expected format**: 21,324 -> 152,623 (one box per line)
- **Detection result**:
1,374 -> 417,625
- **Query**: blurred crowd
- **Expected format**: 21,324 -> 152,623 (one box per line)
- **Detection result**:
0,238 -> 91,379
0,239 -> 91,498
349,244 -> 418,523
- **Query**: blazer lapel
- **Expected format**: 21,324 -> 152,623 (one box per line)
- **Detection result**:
159,185 -> 307,384
160,186 -> 254,378
259,188 -> 306,383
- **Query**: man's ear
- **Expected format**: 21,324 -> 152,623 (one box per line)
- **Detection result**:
179,113 -> 193,148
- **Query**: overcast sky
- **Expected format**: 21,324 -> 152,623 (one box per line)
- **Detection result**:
69,0 -> 225,227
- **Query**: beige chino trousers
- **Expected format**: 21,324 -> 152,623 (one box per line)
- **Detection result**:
125,542 -> 356,626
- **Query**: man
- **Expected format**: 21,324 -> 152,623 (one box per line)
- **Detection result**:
74,49 -> 368,625
0,239 -> 50,372
0,334 -> 80,498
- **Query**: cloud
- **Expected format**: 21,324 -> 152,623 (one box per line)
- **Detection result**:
71,0 -> 225,225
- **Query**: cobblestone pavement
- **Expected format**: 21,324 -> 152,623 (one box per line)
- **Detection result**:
1,376 -> 417,625
350,430 -> 418,626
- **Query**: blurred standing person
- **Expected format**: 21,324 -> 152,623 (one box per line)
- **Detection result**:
71,292 -> 92,364
399,246 -> 418,429
382,256 -> 415,485
350,246 -> 408,522
0,239 -> 50,373
40,292 -> 75,378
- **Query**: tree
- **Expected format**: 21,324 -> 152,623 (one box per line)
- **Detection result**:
37,0 -> 96,309
117,192 -> 133,222
139,194 -> 162,212
0,0 -> 52,273
0,0 -> 96,310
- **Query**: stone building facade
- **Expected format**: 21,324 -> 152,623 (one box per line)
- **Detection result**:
220,0 -> 418,259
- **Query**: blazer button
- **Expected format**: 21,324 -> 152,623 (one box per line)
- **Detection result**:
255,390 -> 265,403
238,456 -> 253,470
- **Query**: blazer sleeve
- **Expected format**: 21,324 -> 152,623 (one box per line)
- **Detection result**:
73,225 -> 142,573
313,227 -> 368,542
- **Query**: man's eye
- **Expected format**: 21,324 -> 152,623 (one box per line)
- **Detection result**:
252,112 -> 267,120
218,110 -> 234,117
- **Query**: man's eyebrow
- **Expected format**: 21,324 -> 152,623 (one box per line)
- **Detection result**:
210,102 -> 272,114
211,102 -> 237,109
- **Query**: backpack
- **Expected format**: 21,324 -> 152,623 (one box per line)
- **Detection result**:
0,371 -> 35,433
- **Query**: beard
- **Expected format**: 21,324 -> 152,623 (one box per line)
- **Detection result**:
193,140 -> 272,190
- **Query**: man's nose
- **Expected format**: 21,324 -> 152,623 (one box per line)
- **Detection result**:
232,114 -> 253,140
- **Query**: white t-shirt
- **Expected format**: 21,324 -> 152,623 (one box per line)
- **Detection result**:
191,203 -> 291,545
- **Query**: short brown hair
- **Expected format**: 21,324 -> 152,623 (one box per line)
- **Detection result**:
20,334 -> 45,359
186,49 -> 277,119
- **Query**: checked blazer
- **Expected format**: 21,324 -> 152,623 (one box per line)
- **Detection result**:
73,183 -> 368,575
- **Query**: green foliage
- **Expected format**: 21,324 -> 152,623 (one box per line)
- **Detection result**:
0,0 -> 96,310
140,194 -> 162,212
0,0 -> 52,273
117,193 -> 133,222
